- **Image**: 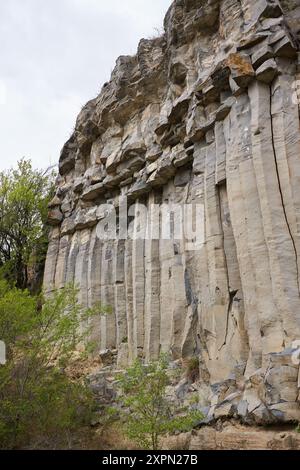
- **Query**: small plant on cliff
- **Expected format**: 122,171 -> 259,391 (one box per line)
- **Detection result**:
186,357 -> 200,382
117,355 -> 203,450
0,283 -> 102,449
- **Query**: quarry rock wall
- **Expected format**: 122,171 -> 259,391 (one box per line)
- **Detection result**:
44,0 -> 300,424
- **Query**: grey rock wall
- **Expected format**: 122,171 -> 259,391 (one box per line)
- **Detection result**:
44,0 -> 300,424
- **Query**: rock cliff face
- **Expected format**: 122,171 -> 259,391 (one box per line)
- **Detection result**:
44,0 -> 300,425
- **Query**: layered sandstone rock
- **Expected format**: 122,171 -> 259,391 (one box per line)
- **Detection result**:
44,0 -> 300,425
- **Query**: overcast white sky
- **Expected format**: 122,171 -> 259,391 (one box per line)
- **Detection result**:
0,0 -> 171,171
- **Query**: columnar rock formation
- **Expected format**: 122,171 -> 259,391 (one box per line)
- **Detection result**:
45,0 -> 300,424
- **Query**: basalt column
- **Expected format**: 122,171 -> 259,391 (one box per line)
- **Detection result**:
45,0 -> 300,424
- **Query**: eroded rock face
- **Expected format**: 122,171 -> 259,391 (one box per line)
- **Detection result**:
189,423 -> 300,450
44,0 -> 300,424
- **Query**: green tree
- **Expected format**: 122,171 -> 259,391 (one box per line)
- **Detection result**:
0,282 -> 103,449
117,356 -> 203,450
0,159 -> 55,289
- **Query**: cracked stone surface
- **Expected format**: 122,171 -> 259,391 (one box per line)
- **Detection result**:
44,0 -> 300,425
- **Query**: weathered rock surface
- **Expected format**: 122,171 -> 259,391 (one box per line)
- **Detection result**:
189,423 -> 300,450
44,0 -> 300,425
162,423 -> 300,450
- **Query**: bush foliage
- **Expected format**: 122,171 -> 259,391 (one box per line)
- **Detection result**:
0,283 -> 99,449
117,355 -> 203,450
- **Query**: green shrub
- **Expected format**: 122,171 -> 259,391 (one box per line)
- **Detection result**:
117,355 -> 203,450
189,394 -> 200,405
0,283 -> 103,449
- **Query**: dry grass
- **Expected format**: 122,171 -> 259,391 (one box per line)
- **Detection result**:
97,422 -> 139,450
185,357 -> 200,382
161,432 -> 192,451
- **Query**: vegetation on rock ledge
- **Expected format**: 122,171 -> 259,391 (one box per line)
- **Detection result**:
117,355 -> 203,450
